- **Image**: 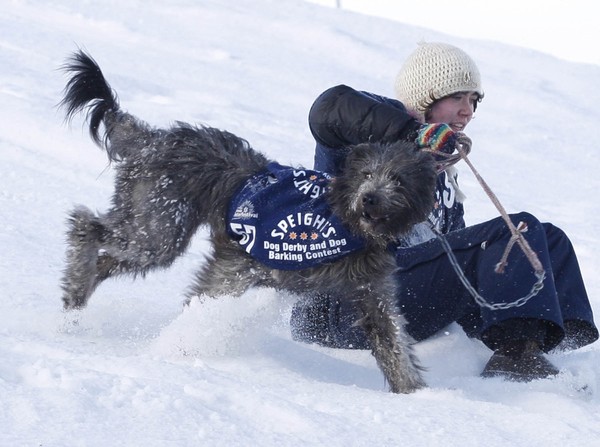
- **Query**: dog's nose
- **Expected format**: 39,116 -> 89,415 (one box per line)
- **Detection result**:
361,193 -> 390,223
362,193 -> 379,206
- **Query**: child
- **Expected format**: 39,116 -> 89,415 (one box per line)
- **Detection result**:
291,42 -> 598,381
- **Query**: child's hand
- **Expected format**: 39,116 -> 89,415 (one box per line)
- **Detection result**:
415,123 -> 457,154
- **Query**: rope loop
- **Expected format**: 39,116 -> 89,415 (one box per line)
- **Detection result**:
428,138 -> 546,310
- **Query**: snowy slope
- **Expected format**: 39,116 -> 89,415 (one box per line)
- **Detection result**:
1,1 -> 599,446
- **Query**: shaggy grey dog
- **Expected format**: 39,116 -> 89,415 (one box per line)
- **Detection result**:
59,50 -> 437,393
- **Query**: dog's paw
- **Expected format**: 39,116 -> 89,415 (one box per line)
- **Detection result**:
58,309 -> 84,334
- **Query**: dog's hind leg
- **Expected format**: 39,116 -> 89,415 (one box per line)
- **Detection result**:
61,206 -> 113,309
62,207 -> 188,309
354,282 -> 425,393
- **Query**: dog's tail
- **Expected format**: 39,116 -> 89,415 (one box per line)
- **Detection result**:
59,50 -> 144,162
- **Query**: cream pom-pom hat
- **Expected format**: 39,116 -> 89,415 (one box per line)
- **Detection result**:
394,42 -> 484,121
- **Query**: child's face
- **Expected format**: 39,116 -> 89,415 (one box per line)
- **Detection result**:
427,91 -> 480,131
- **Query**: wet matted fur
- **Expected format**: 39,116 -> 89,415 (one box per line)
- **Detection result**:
59,50 -> 437,393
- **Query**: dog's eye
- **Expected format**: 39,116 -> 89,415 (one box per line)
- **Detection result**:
362,170 -> 373,179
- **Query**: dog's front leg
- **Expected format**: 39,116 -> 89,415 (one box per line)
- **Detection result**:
185,241 -> 270,304
354,283 -> 425,393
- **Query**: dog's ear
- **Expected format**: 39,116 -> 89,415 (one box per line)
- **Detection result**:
386,140 -> 420,156
342,143 -> 377,167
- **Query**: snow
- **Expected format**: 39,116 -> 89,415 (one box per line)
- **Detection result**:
1,0 -> 599,445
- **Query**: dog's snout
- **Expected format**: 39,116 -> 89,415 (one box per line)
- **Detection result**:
362,193 -> 379,207
360,192 -> 390,223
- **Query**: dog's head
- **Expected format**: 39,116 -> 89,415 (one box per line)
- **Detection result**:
328,141 -> 437,244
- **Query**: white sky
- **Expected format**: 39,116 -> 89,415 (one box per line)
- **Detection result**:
308,0 -> 600,66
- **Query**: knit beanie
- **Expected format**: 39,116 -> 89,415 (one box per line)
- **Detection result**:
394,42 -> 483,120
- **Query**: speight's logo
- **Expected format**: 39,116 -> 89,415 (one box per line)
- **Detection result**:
270,212 -> 337,241
270,169 -> 337,241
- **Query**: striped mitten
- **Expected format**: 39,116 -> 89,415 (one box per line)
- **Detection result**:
415,123 -> 457,154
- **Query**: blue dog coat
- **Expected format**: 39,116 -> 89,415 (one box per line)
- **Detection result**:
227,162 -> 365,270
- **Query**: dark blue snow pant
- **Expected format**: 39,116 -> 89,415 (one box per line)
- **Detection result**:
291,212 -> 598,352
